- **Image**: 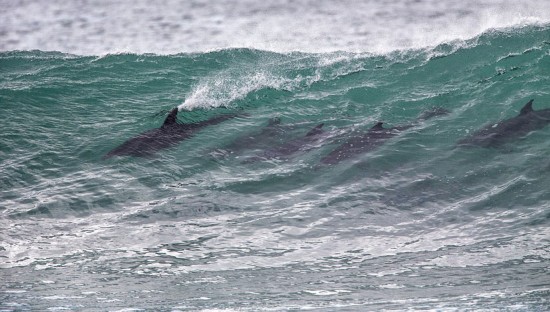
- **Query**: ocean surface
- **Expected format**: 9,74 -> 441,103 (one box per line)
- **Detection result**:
1,1 -> 550,311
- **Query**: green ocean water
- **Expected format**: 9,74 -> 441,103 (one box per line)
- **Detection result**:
1,25 -> 549,310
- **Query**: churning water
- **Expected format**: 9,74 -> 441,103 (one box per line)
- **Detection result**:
1,1 -> 550,310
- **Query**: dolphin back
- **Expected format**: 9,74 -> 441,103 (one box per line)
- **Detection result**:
457,99 -> 550,148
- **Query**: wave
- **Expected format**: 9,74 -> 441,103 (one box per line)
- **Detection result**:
1,24 -> 548,214
176,24 -> 550,110
1,23 -> 549,311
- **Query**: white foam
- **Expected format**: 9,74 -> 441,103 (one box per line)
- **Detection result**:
178,70 -> 290,110
1,0 -> 549,55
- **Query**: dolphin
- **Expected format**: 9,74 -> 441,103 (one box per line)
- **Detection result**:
458,99 -> 550,147
104,107 -> 238,159
244,123 -> 329,162
222,117 -> 286,153
320,107 -> 449,165
320,122 -> 410,165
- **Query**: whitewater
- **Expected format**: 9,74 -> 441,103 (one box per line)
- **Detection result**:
1,1 -> 550,311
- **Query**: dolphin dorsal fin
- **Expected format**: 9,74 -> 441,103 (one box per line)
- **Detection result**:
370,122 -> 384,131
162,107 -> 179,128
519,99 -> 534,116
306,123 -> 324,136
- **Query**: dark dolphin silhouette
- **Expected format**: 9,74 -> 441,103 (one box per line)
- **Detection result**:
223,117 -> 286,153
458,99 -> 550,148
320,122 -> 410,165
243,123 -> 330,162
104,107 -> 238,159
320,107 -> 449,165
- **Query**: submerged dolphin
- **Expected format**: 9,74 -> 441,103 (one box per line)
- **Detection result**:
104,107 -> 237,158
458,99 -> 550,147
244,123 -> 329,162
223,117 -> 286,153
320,107 -> 449,165
320,122 -> 410,165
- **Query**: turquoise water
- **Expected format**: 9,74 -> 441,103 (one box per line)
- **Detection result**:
1,25 -> 550,310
